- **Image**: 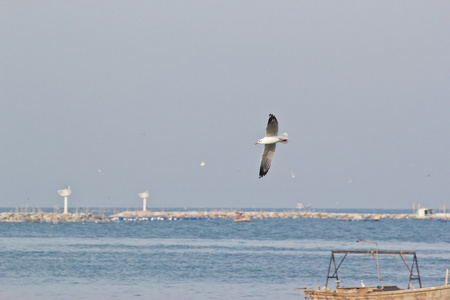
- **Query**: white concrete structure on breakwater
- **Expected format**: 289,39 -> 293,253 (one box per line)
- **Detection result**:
1,210 -> 450,223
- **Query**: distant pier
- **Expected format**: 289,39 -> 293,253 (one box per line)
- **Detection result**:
1,209 -> 449,223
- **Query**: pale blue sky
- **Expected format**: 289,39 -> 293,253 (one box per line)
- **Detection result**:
1,1 -> 449,209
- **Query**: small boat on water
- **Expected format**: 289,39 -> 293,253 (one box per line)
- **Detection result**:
303,249 -> 450,300
363,215 -> 381,221
234,211 -> 251,222
296,203 -> 312,210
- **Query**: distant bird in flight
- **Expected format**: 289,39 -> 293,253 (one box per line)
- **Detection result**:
255,114 -> 288,178
200,160 -> 205,167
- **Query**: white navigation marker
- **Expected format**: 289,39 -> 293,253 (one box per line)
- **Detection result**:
57,186 -> 71,214
139,190 -> 150,211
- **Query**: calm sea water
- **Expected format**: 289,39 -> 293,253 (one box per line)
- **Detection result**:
1,209 -> 449,299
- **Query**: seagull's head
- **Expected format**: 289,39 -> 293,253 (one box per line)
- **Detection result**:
255,139 -> 263,145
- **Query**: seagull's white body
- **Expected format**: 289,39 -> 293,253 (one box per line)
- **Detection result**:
256,136 -> 287,144
255,114 -> 288,178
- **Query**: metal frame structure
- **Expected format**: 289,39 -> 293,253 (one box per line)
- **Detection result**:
325,250 -> 422,289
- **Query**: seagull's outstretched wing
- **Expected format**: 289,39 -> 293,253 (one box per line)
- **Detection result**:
265,114 -> 279,137
259,144 -> 276,178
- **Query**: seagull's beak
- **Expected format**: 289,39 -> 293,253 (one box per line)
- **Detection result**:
255,142 -> 259,145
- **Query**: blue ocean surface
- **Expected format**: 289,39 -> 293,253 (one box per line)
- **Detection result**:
1,209 -> 449,299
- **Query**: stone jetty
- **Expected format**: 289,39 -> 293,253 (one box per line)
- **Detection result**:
2,209 -> 449,223
0,211 -> 109,223
109,210 -> 417,221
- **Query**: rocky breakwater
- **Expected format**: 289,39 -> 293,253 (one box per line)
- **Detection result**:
0,210 -> 422,223
245,211 -> 416,220
0,212 -> 110,223
109,210 -> 418,221
110,209 -> 237,220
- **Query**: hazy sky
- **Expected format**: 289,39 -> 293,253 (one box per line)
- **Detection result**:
1,1 -> 450,209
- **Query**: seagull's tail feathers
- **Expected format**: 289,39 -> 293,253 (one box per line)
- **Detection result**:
280,132 -> 288,143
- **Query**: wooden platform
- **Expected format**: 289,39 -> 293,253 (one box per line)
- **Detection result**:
304,284 -> 450,300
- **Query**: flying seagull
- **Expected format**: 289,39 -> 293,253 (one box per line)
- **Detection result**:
255,114 -> 288,178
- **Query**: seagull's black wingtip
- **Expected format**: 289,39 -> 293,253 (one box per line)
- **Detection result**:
267,114 -> 277,125
259,168 -> 268,178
